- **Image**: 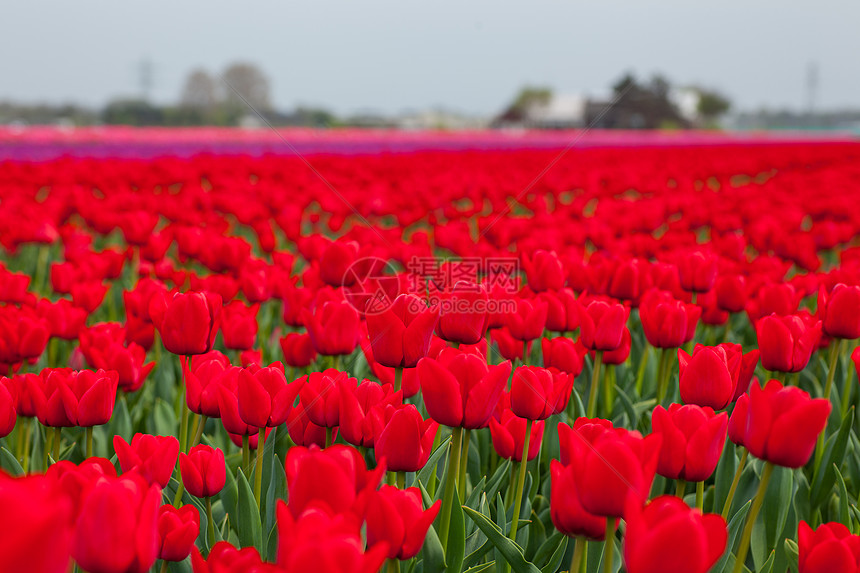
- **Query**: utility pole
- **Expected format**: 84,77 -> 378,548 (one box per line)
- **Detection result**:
139,58 -> 154,102
805,62 -> 818,126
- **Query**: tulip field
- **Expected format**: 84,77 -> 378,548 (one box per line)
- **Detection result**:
3,128 -> 860,573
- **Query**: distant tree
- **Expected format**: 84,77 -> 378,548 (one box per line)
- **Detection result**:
494,86 -> 553,124
179,69 -> 218,110
102,99 -> 165,126
221,62 -> 271,111
697,89 -> 732,121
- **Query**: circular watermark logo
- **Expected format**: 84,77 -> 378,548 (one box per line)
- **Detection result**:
342,256 -> 402,316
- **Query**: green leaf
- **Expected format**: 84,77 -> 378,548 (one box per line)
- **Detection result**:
715,500 -> 752,573
762,465 -> 793,549
418,435 -> 451,490
463,563 -> 495,573
539,535 -> 568,573
714,441 -> 739,516
111,397 -> 133,446
236,469 -> 263,553
462,506 -> 541,573
151,398 -> 177,437
485,458 -> 512,502
836,465 -> 851,528
615,385 -> 637,428
446,488 -> 465,573
0,446 -> 23,476
759,550 -> 776,573
810,408 -> 853,510
784,538 -> 799,573
421,513 -> 447,573
264,453 -> 286,559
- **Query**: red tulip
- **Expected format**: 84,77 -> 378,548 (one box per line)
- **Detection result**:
338,379 -> 401,448
417,348 -> 511,428
238,363 -> 303,428
541,336 -> 586,376
180,445 -> 226,498
798,520 -> 860,573
522,250 -> 565,292
818,284 -> 860,340
0,473 -> 74,573
37,298 -> 87,341
599,327 -> 632,365
191,541 -> 273,573
489,408 -> 544,461
490,327 -> 531,362
678,343 -> 760,409
505,297 -> 548,342
366,293 -> 439,368
70,281 -> 110,313
72,474 -> 161,573
639,289 -> 701,349
184,351 -> 232,417
550,459 -> 611,540
220,301 -> 259,350
87,340 -> 154,393
510,366 -> 573,421
279,333 -> 317,368
538,288 -> 580,333
302,300 -> 361,356
298,369 -> 352,428
728,380 -> 830,468
35,368 -> 118,428
757,313 -> 822,373
651,404 -> 728,482
157,504 -> 200,562
677,250 -> 718,293
114,433 -> 179,488
319,240 -> 360,287
373,403 -> 437,472
559,419 -> 661,517
149,291 -> 222,356
578,300 -> 629,352
277,504 -> 388,573
715,274 -> 747,313
0,378 -> 16,437
284,444 -> 385,518
435,281 -> 489,345
286,404 -> 330,448
623,495 -> 727,573
361,485 -> 442,560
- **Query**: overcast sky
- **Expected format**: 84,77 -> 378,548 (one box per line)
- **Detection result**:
2,0 -> 858,116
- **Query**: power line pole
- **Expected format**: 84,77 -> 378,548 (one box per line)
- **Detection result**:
139,58 -> 153,102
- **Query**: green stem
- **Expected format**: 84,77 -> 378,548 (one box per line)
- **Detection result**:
191,415 -> 208,449
602,364 -> 614,419
396,471 -> 406,489
394,367 -> 403,393
206,496 -> 216,550
657,347 -> 672,404
732,462 -> 775,573
173,481 -> 185,507
325,426 -> 333,448
52,427 -> 61,462
159,560 -> 169,573
509,419 -> 532,542
844,367 -> 856,421
522,340 -> 529,366
21,418 -> 32,472
254,427 -> 265,510
635,345 -> 650,396
815,339 -> 843,469
722,314 -> 732,343
85,427 -> 93,459
570,537 -> 587,573
603,518 -> 616,573
242,435 -> 250,473
722,447 -> 748,519
586,352 -> 603,418
437,426 -> 463,548
696,480 -> 704,511
675,478 -> 686,499
458,429 -> 471,496
386,558 -> 401,573
43,426 -> 50,471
